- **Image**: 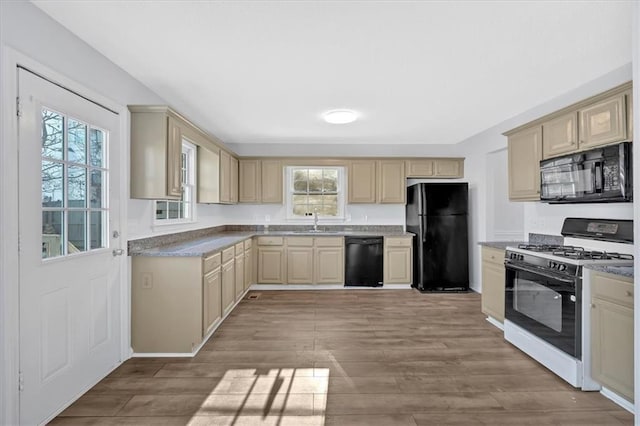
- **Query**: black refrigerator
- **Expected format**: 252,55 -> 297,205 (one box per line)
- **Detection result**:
406,183 -> 469,292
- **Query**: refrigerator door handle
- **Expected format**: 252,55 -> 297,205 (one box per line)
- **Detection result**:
422,217 -> 427,243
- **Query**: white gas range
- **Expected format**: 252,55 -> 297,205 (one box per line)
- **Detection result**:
502,218 -> 633,391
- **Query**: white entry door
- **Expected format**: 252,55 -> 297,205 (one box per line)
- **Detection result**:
18,69 -> 123,425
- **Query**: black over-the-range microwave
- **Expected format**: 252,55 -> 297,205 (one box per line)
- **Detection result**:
540,141 -> 632,203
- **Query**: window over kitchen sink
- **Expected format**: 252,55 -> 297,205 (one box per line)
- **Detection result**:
154,140 -> 196,224
286,166 -> 345,220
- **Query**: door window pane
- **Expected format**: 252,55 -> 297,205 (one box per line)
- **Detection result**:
68,166 -> 87,208
42,161 -> 64,208
89,128 -> 104,167
90,211 -> 105,249
90,170 -> 103,208
42,211 -> 63,259
67,211 -> 87,252
67,119 -> 87,164
42,109 -> 64,160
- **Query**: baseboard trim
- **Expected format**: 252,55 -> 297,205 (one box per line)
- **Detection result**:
600,387 -> 635,414
249,284 -> 412,290
485,316 -> 504,330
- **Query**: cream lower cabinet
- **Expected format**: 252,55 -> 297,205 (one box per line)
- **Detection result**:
257,237 -> 286,283
590,271 -> 634,402
244,239 -> 253,290
286,237 -> 314,284
383,236 -> 412,284
221,247 -> 235,315
480,246 -> 505,323
234,242 -> 245,300
314,238 -> 344,284
203,266 -> 222,337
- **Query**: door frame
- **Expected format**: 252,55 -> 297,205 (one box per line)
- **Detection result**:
0,46 -> 131,425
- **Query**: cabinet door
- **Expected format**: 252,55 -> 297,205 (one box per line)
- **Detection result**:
348,160 -> 377,203
244,249 -> 252,290
197,146 -> 220,203
591,297 -> 634,401
434,159 -> 464,177
377,160 -> 406,204
261,160 -> 283,203
203,268 -> 221,337
166,116 -> 183,198
235,254 -> 244,299
508,125 -> 542,201
383,247 -> 411,284
481,261 -> 505,323
314,247 -> 344,284
287,247 -> 314,284
239,160 -> 260,203
405,160 -> 434,178
580,94 -> 627,149
230,157 -> 239,204
221,260 -> 235,315
542,112 -> 579,159
257,248 -> 285,283
219,150 -> 231,203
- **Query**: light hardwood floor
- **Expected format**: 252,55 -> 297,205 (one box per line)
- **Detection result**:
51,290 -> 633,425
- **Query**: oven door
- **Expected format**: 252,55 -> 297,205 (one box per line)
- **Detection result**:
505,263 -> 581,358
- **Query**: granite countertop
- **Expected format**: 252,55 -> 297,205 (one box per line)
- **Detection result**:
584,265 -> 634,279
130,230 -> 413,257
478,241 -> 526,250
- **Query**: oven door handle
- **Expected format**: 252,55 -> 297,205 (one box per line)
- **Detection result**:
505,263 -> 577,284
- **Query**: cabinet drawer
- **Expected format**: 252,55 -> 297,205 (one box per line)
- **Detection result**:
385,237 -> 412,247
203,252 -> 222,274
315,237 -> 343,247
481,247 -> 505,265
235,242 -> 245,253
244,239 -> 252,250
257,236 -> 284,246
286,237 -> 314,247
592,272 -> 634,308
222,247 -> 235,263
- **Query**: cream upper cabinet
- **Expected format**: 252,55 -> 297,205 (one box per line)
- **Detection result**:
219,150 -> 231,203
383,237 -> 412,284
349,160 -> 377,203
507,125 -> 542,201
377,160 -> 406,204
203,267 -> 222,337
590,271 -> 634,402
580,93 -> 628,150
434,159 -> 464,177
314,238 -> 344,284
239,160 -> 260,203
129,108 -> 184,200
480,247 -> 505,323
261,160 -> 283,204
405,160 -> 433,177
542,111 -> 579,159
198,146 -> 220,203
231,157 -> 239,204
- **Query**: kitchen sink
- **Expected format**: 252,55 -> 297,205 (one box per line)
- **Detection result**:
292,230 -> 342,234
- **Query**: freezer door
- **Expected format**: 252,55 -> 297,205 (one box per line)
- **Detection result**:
423,183 -> 468,216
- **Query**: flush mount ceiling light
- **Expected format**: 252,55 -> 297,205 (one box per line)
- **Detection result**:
323,109 -> 358,124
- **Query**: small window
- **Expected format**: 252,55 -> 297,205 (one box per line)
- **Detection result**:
286,166 -> 345,219
154,141 -> 196,224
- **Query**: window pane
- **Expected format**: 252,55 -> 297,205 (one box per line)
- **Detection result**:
308,194 -> 324,205
90,211 -> 105,249
42,161 -> 64,208
319,204 -> 338,216
42,210 -> 63,259
293,169 -> 308,192
323,169 -> 338,192
89,170 -> 103,208
168,201 -> 180,219
68,166 -> 87,208
42,109 -> 64,160
89,128 -> 104,167
308,169 -> 323,192
68,119 -> 87,164
155,201 -> 168,220
324,194 -> 338,205
292,205 -> 308,216
67,211 -> 87,252
292,194 -> 308,204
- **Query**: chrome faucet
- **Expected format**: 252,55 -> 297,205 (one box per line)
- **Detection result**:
313,209 -> 319,231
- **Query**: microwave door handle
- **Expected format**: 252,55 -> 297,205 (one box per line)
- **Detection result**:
505,263 -> 577,284
594,162 -> 602,192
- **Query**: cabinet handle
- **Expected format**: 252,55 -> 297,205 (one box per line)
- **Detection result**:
571,140 -> 576,145
591,303 -> 596,308
626,290 -> 633,297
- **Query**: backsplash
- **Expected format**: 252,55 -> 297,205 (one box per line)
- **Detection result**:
528,233 -> 564,246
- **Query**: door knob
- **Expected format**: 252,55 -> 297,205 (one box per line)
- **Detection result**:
112,249 -> 125,257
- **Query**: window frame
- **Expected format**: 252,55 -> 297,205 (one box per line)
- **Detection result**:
153,140 -> 197,226
285,166 -> 346,221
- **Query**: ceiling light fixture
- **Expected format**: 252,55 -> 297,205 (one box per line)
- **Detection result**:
323,109 -> 358,124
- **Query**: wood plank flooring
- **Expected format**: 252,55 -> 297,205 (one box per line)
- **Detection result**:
50,290 -> 633,425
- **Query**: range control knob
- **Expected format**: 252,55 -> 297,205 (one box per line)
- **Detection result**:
558,264 -> 567,272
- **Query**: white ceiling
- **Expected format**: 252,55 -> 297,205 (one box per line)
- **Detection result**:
33,1 -> 632,145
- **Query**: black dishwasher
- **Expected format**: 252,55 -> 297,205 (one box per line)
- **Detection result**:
344,236 -> 384,287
